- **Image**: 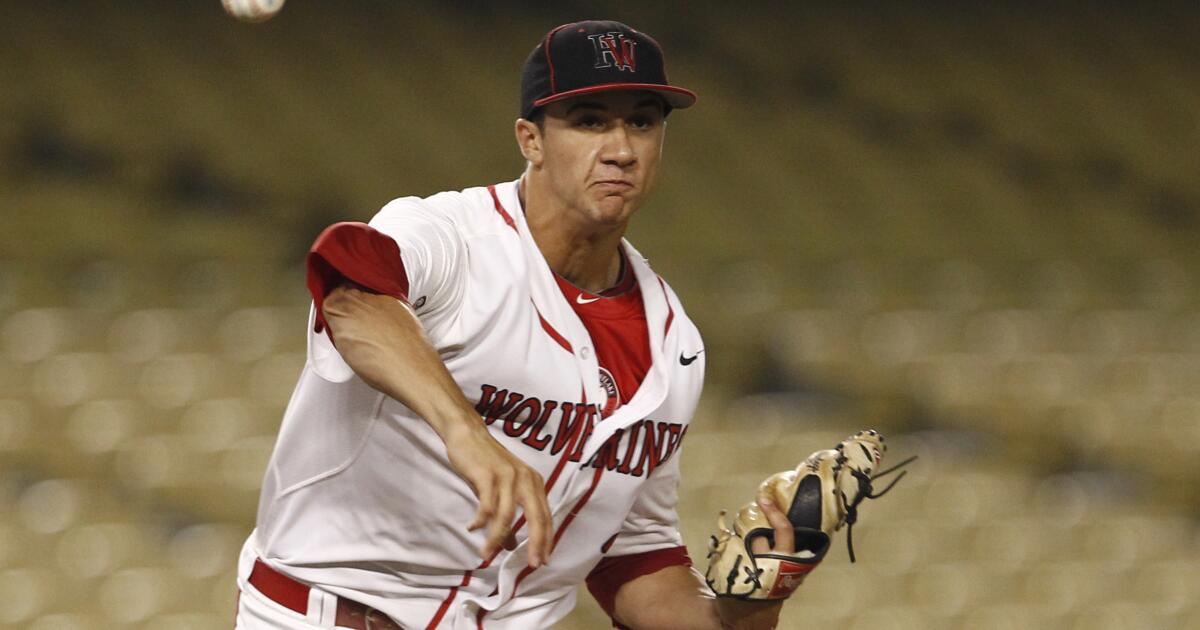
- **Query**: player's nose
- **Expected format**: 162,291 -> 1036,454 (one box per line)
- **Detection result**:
599,125 -> 636,168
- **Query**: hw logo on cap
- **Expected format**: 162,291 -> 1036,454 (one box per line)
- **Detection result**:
588,32 -> 637,72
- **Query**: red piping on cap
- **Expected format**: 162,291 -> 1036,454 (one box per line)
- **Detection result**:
532,82 -> 697,109
544,23 -> 573,94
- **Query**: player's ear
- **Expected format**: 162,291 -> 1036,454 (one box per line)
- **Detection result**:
515,118 -> 544,166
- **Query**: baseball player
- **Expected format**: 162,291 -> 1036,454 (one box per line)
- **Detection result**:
235,20 -> 898,630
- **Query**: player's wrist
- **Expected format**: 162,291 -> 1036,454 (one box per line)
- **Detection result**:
429,406 -> 489,445
713,598 -> 783,630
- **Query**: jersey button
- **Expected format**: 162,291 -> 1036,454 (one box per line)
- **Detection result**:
580,346 -> 591,359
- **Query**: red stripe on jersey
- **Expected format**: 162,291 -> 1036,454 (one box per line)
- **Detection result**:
487,185 -> 517,232
427,389 -> 592,629
585,546 -> 693,619
511,463 -> 606,600
507,464 -> 608,610
534,304 -> 573,353
486,185 -> 574,358
542,391 -> 589,490
306,222 -> 410,341
424,570 -> 474,630
552,465 -> 606,551
656,276 -> 674,338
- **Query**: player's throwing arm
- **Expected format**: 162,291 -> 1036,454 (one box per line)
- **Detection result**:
322,284 -> 555,568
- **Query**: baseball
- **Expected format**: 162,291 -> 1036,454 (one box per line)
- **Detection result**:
221,0 -> 285,23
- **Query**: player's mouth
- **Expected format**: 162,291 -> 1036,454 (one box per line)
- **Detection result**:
592,179 -> 634,192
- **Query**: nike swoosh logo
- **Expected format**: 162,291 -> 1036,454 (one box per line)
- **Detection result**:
576,294 -> 600,305
680,350 -> 704,365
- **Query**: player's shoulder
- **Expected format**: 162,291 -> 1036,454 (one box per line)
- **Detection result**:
370,182 -> 514,236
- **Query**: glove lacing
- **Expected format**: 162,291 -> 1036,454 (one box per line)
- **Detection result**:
839,454 -> 918,563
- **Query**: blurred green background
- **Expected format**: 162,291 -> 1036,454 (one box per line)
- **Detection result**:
2,1 -> 1199,629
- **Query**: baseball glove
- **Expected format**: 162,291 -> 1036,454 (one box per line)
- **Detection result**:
704,429 -> 915,600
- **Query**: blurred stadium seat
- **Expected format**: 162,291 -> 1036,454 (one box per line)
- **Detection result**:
2,1 -> 1199,629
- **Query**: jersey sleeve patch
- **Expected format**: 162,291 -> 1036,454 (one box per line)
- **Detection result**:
585,544 -> 693,623
306,222 -> 411,338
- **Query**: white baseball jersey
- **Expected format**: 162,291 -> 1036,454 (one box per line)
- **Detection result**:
238,178 -> 706,629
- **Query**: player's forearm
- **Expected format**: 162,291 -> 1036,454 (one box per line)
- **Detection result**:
713,598 -> 784,630
612,565 -> 783,630
322,285 -> 481,440
650,593 -> 782,630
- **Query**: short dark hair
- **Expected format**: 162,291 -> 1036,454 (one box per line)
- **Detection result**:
525,107 -> 546,130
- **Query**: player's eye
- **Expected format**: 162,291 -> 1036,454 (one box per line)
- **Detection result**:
629,110 -> 664,130
575,116 -> 606,130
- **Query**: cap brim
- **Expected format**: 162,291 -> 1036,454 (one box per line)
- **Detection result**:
532,83 -> 697,111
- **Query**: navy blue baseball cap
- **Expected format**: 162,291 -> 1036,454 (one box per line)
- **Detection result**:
520,20 -> 697,120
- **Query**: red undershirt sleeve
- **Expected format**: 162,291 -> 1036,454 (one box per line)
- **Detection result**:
305,222 -> 410,339
586,545 -> 694,629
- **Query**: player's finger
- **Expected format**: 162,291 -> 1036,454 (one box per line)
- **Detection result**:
756,494 -> 795,554
482,474 -> 516,558
536,484 -> 554,564
539,491 -> 554,561
467,472 -> 497,532
516,476 -> 552,567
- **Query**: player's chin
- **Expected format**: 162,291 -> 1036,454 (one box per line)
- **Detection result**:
591,194 -> 640,225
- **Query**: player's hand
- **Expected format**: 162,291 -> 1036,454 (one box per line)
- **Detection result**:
750,493 -> 794,555
714,492 -> 790,628
445,421 -> 554,569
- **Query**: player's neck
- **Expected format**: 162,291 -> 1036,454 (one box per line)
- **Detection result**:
519,176 -> 626,294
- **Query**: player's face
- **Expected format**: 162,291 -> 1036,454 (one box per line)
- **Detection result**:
537,91 -> 666,226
